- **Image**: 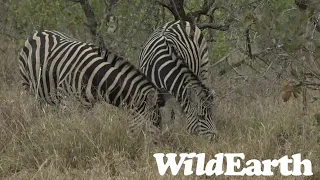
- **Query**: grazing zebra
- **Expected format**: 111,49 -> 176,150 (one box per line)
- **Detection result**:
19,30 -> 165,133
139,33 -> 218,137
157,20 -> 210,83
142,20 -> 214,121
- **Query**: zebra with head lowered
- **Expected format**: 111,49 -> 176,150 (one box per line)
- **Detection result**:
139,27 -> 218,138
19,30 -> 165,134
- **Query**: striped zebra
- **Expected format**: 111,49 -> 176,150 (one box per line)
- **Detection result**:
158,20 -> 210,83
139,32 -> 218,137
19,30 -> 165,133
144,21 -> 214,121
140,20 -> 216,125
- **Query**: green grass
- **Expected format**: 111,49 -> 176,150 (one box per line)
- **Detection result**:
0,39 -> 319,180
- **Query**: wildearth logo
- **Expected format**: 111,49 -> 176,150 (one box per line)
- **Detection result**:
153,153 -> 313,176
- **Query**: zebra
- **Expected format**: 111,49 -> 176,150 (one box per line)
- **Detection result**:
19,30 -> 165,134
144,20 -> 214,121
139,32 -> 218,138
140,20 -> 216,123
157,20 -> 210,84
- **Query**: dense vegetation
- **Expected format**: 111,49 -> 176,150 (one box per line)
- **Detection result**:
0,0 -> 319,179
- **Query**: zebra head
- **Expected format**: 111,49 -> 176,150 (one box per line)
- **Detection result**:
186,84 -> 218,138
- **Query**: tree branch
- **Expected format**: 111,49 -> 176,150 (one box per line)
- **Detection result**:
104,0 -> 120,20
156,0 -> 191,22
69,0 -> 105,48
187,0 -> 216,19
156,0 -> 230,31
196,23 -> 230,31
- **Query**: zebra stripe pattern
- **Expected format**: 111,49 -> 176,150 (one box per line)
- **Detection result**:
19,30 -> 164,133
156,20 -> 210,83
142,21 -> 214,122
139,33 -> 217,137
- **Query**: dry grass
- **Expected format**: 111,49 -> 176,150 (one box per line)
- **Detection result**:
0,38 -> 319,180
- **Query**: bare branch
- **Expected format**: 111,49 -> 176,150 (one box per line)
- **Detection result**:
104,0 -> 120,20
197,23 -> 230,31
156,0 -> 194,22
69,0 -> 105,48
68,0 -> 82,3
187,0 -> 215,18
156,0 -> 232,31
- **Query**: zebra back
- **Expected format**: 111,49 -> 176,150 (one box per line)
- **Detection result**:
19,30 -> 165,133
158,20 -> 209,83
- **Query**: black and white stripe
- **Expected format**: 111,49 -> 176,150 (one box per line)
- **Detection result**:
141,20 -> 210,83
139,32 -> 217,137
19,30 -> 164,133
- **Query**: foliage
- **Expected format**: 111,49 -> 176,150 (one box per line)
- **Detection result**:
7,0 -> 85,37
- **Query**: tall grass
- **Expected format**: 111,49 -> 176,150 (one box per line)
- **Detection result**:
0,38 -> 319,180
